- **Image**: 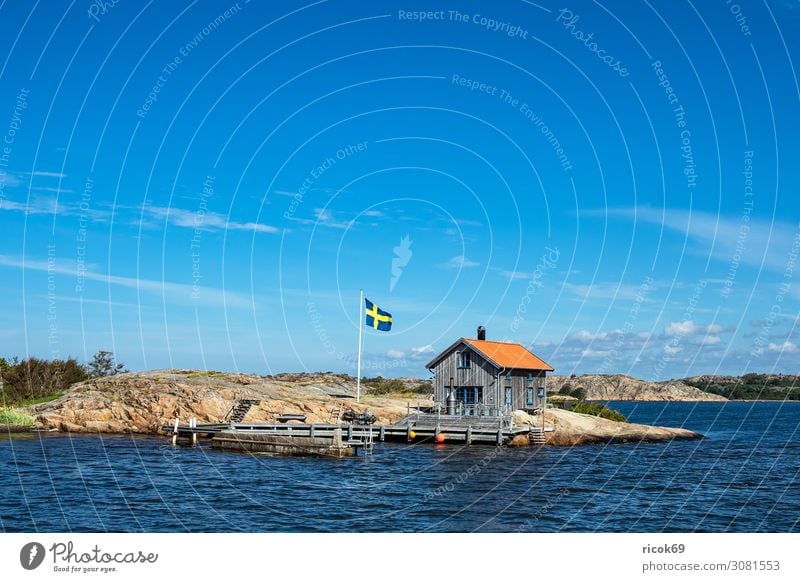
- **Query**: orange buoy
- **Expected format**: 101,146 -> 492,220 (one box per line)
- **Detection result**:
409,431 -> 416,439
435,433 -> 446,443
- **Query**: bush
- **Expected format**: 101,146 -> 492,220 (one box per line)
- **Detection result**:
362,376 -> 432,395
572,401 -> 628,423
410,383 -> 433,395
0,357 -> 87,405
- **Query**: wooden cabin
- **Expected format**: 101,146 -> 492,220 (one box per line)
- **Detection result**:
425,326 -> 554,416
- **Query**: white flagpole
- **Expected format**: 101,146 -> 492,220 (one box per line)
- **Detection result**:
356,288 -> 364,403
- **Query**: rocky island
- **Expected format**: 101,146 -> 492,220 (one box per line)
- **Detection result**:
19,370 -> 702,446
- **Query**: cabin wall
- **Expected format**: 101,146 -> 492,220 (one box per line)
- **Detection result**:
432,344 -> 499,407
503,369 -> 547,410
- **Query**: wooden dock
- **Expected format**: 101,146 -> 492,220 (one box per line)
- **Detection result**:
163,413 -> 549,453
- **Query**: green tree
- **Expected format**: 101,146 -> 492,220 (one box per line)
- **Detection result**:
87,350 -> 127,378
569,386 -> 588,401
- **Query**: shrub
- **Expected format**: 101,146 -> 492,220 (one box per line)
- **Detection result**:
362,376 -> 432,395
572,401 -> 628,423
0,357 -> 87,405
410,383 -> 433,395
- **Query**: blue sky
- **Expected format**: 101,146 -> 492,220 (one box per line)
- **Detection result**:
0,0 -> 798,380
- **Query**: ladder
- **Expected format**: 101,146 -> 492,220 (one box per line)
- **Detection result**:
328,403 -> 344,424
528,430 -> 547,445
226,399 -> 259,423
364,426 -> 374,456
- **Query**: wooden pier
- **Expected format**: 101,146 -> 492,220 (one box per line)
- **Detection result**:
164,413 -> 549,455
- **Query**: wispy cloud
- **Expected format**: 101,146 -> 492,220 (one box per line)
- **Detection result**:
441,255 -> 480,269
563,281 -> 654,301
768,341 -> 798,353
29,171 -> 68,178
386,344 -> 436,361
499,269 -> 533,280
0,195 -> 109,220
142,205 -> 279,234
664,321 -> 722,337
32,186 -> 74,194
0,254 -> 254,308
592,207 -> 799,273
284,207 -> 352,230
313,208 -> 351,229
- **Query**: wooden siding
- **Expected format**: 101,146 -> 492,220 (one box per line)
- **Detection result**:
503,369 -> 547,410
432,343 -> 500,407
430,343 -> 548,411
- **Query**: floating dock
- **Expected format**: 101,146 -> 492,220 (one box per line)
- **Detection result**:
163,412 -> 549,456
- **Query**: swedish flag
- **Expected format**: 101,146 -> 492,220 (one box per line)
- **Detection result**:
365,298 -> 392,331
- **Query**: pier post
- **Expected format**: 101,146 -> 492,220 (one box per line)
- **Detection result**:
379,425 -> 385,442
466,426 -> 472,445
172,418 -> 179,446
347,424 -> 353,441
310,424 -> 316,438
496,428 -> 503,446
191,418 -> 198,445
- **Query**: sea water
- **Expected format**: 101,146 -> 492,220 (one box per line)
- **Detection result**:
1,402 -> 798,532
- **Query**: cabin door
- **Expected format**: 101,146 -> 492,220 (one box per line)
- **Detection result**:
455,386 -> 483,415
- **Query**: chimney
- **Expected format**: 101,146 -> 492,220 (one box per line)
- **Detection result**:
477,325 -> 486,340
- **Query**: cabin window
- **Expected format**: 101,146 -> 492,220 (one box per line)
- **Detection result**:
527,372 -> 534,382
456,387 -> 482,405
505,374 -> 513,384
526,387 -> 534,406
458,351 -> 471,368
504,387 -> 513,406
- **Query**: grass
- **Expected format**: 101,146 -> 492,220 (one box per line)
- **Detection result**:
362,376 -> 432,396
571,401 -> 628,423
14,391 -> 64,407
0,408 -> 35,426
186,370 -> 225,378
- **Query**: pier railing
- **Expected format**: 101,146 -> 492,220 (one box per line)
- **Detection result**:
410,402 -> 515,430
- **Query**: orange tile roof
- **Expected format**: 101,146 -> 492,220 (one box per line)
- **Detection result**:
464,338 -> 554,371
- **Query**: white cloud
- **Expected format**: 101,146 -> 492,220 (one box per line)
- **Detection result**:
663,345 -> 682,355
0,254 -> 254,308
410,344 -> 435,356
384,344 -> 436,361
581,349 -> 612,358
571,330 -> 609,342
664,320 -> 722,337
595,207 -> 799,274
563,282 -> 654,301
700,336 -> 721,346
313,208 -> 351,229
768,341 -> 798,353
499,269 -> 532,280
142,206 -> 278,234
30,171 -> 67,178
0,196 -> 109,220
441,255 -> 480,269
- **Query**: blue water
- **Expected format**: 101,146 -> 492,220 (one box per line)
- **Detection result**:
1,402 -> 798,532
